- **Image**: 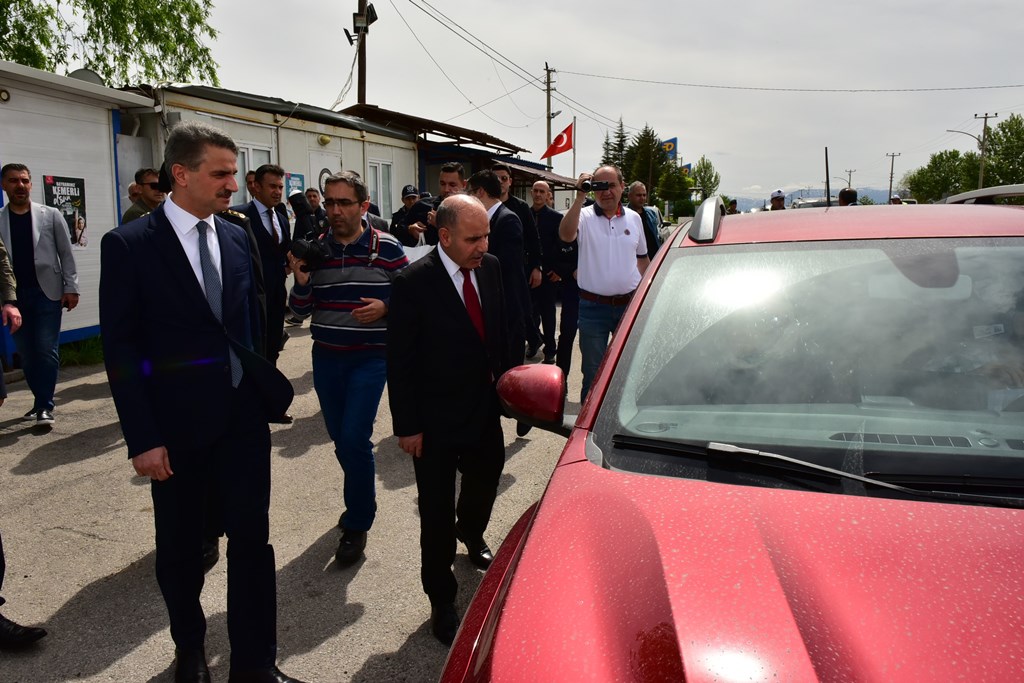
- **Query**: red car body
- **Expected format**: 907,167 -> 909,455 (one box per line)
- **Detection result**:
442,204 -> 1024,683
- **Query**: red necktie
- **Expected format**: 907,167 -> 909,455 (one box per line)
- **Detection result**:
460,267 -> 486,341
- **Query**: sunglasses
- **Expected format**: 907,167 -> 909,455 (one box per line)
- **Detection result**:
143,182 -> 163,190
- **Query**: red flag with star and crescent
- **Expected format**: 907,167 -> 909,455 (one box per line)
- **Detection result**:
540,122 -> 574,160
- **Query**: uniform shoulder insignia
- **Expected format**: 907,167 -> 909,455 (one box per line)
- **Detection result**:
222,209 -> 247,219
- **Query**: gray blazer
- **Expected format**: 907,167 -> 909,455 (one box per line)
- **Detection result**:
0,202 -> 80,302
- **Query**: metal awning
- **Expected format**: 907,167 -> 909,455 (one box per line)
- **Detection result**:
342,103 -> 527,155
498,159 -> 578,189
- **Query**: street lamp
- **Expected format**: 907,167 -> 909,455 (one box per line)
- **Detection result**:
832,176 -> 850,188
946,128 -> 986,189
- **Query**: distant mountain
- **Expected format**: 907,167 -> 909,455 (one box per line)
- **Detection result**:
728,187 -> 901,212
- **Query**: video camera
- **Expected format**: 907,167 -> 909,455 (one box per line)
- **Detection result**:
580,179 -> 610,193
287,191 -> 331,272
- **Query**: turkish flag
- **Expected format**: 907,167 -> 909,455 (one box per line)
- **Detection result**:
540,122 -> 574,160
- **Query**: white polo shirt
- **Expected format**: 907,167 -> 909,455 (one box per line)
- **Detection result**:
576,203 -> 647,296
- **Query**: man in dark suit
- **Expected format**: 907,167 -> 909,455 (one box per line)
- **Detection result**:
387,194 -> 512,647
233,165 -> 292,423
100,121 -> 303,683
392,162 -> 466,247
530,180 -> 565,364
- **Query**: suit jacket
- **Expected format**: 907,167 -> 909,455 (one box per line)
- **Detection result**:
387,249 -> 511,448
0,233 -> 15,303
0,202 -> 80,302
503,195 -> 541,273
233,201 -> 291,299
398,196 -> 442,247
489,204 -> 531,341
100,204 -> 265,458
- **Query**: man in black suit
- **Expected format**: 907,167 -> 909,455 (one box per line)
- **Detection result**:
392,162 -> 466,247
387,194 -> 512,647
530,180 -> 565,364
100,121 -> 303,683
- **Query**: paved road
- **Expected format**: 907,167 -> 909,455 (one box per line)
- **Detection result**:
0,325 -> 580,682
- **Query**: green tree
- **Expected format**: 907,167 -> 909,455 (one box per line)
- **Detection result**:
657,165 -> 695,217
623,125 -> 670,202
902,149 -> 980,202
600,131 -> 614,167
690,155 -> 721,198
601,118 -> 627,170
985,113 -> 1024,187
0,0 -> 219,86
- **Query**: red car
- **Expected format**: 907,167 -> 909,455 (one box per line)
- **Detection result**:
441,198 -> 1024,682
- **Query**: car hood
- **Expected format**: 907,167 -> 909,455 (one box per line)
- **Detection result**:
484,456 -> 1024,682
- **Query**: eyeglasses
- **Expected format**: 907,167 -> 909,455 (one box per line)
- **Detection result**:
323,198 -> 362,209
143,182 -> 163,190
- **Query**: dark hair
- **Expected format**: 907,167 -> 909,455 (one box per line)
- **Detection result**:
134,167 -> 159,184
490,162 -> 513,176
323,170 -> 369,203
466,170 -> 502,199
1,163 -> 31,181
838,187 -> 858,204
440,162 -> 465,179
305,187 -> 320,196
164,121 -> 238,176
245,170 -> 256,179
254,164 -> 285,183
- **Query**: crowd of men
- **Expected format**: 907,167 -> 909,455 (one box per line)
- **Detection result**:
0,120 -> 661,678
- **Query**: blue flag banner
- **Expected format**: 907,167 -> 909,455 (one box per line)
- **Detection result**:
682,163 -> 692,176
661,137 -> 678,161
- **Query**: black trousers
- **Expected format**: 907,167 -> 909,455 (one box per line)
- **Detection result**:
413,421 -> 505,605
150,378 -> 276,670
531,278 -> 558,357
265,284 -> 287,366
556,278 -> 580,379
0,528 -> 6,608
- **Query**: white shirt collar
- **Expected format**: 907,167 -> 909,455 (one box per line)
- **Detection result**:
164,194 -> 215,237
485,201 -> 500,220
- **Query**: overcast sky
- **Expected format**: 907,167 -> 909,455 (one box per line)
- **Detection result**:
204,0 -> 1024,199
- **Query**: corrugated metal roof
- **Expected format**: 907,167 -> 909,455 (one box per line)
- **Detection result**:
342,103 -> 527,154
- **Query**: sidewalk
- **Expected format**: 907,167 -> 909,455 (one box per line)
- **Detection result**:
0,327 -> 576,682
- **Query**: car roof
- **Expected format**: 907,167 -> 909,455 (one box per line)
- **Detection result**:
941,184 -> 1024,204
676,204 -> 1024,247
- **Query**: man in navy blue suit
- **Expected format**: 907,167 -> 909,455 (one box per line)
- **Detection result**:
100,121 -> 304,683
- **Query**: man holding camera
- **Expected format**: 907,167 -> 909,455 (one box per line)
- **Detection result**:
559,165 -> 649,401
287,171 -> 407,567
393,162 -> 466,248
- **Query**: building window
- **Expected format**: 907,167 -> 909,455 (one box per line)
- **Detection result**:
235,147 -> 272,203
367,160 -> 392,217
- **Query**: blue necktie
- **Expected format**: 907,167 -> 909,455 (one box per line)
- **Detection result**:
196,220 -> 243,387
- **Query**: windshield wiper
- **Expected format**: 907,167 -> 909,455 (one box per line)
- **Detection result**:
611,434 -> 1024,509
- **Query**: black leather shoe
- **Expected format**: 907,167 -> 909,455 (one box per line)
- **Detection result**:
525,342 -> 539,359
0,613 -> 47,650
430,603 -> 460,647
269,413 -> 293,424
335,528 -> 367,567
201,538 -> 220,573
455,529 -> 493,569
516,421 -> 533,437
174,646 -> 210,683
228,665 -> 307,683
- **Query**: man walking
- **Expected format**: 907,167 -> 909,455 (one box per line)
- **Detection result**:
287,171 -> 407,567
387,194 -> 512,646
0,163 -> 80,425
101,120 -> 303,683
559,165 -> 649,401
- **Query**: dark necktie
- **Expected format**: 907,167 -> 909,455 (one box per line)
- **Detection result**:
460,267 -> 486,341
267,208 -> 279,244
196,221 -> 243,387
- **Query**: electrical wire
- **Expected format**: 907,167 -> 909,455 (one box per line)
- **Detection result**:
330,33 -> 362,110
558,70 -> 1024,94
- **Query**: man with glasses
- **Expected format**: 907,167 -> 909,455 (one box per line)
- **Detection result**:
288,171 -> 408,567
121,167 -> 166,223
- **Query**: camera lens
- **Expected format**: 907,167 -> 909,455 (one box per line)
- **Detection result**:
580,180 -> 592,193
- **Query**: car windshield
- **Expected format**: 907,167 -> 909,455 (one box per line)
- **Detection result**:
596,238 -> 1024,497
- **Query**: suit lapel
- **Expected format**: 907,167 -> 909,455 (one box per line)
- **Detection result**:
32,204 -> 44,248
149,206 -> 219,322
426,249 -> 484,344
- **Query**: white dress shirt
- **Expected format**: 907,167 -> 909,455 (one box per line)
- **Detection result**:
253,198 -> 281,242
438,244 -> 481,309
163,194 -> 221,293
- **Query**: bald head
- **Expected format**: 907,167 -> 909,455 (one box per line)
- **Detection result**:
531,180 -> 552,209
437,194 -> 490,270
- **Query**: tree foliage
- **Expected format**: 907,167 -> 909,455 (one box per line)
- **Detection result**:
658,165 -> 694,217
690,155 -> 721,198
902,150 -> 980,203
600,118 -> 627,169
623,125 -> 671,201
0,0 -> 219,86
985,113 -> 1024,187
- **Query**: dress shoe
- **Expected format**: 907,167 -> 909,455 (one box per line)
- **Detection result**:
455,529 -> 493,569
0,613 -> 47,650
21,409 -> 37,422
525,342 -> 539,359
542,354 -> 557,364
430,603 -> 460,647
335,528 -> 367,567
174,646 -> 210,683
516,421 -> 533,437
228,665 -> 307,683
269,413 -> 293,424
201,538 -> 220,573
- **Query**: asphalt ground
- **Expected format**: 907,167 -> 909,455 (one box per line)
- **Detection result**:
0,319 -> 580,682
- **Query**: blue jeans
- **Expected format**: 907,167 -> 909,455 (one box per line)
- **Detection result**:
577,298 -> 627,401
312,346 -> 387,532
12,286 -> 63,413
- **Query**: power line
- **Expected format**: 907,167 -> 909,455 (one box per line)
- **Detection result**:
445,78 -> 541,123
559,70 -> 1024,94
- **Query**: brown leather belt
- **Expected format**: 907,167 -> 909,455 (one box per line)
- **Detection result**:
579,289 -> 635,306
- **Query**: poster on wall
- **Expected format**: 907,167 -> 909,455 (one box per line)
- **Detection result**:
284,172 -> 305,223
43,175 -> 89,248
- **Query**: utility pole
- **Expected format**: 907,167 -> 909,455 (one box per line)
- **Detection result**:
886,152 -> 901,199
544,63 -> 556,171
844,169 -> 856,187
357,0 -> 367,104
975,112 -> 999,189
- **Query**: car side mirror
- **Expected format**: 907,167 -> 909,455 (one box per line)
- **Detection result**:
497,365 -> 573,437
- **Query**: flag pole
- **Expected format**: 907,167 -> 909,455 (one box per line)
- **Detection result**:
572,116 -> 577,177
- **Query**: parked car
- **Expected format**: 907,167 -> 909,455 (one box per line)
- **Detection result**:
441,198 -> 1024,683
